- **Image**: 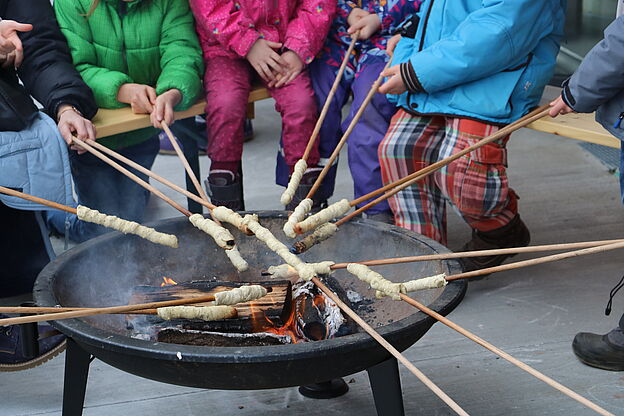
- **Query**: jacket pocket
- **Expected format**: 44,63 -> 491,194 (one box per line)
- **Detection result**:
447,66 -> 527,120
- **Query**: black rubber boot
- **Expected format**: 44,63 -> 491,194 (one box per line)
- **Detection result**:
459,215 -> 530,276
285,167 -> 328,212
205,170 -> 245,211
572,331 -> 624,371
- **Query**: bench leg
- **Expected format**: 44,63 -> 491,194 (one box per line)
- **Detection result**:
246,102 -> 255,120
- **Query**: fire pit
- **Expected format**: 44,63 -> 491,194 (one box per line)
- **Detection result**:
34,212 -> 466,415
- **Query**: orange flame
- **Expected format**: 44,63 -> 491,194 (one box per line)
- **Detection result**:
160,277 -> 177,287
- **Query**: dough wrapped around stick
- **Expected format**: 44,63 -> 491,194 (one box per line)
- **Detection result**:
346,263 -> 402,300
268,261 -> 335,279
402,274 -> 447,293
214,285 -> 267,305
76,205 -> 178,248
225,246 -> 249,272
280,159 -> 308,206
212,206 -> 245,230
283,198 -> 313,238
292,223 -> 338,254
189,214 -> 235,249
157,305 -> 237,321
295,199 -> 350,234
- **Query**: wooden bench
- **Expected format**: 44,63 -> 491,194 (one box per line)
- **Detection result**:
91,87 -> 621,212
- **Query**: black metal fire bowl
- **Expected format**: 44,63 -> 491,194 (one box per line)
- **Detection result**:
34,212 -> 466,390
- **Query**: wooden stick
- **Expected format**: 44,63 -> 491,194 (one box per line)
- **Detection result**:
311,277 -> 470,416
85,138 -> 215,212
350,105 -> 550,208
71,138 -> 192,217
302,33 -> 358,162
400,294 -> 614,416
330,238 -> 624,269
305,59 -> 393,200
0,295 -> 218,326
0,306 -> 156,315
446,240 -> 624,281
0,185 -> 76,214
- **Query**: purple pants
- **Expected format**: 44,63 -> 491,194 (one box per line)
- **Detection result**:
276,53 -> 395,214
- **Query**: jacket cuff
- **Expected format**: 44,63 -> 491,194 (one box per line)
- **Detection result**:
231,30 -> 261,58
561,80 -> 576,110
400,62 -> 424,94
283,40 -> 314,65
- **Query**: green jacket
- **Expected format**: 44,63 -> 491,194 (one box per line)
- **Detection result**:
54,0 -> 204,149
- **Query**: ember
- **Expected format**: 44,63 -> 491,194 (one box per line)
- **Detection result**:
160,277 -> 177,287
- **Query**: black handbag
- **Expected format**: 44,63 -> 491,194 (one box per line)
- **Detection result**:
0,70 -> 38,132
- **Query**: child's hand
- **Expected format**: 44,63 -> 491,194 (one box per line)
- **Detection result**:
0,20 -> 33,68
386,34 -> 402,56
270,51 -> 303,88
379,65 -> 406,95
347,8 -> 369,27
246,39 -> 286,82
117,83 -> 157,114
549,96 -> 574,118
151,89 -> 182,128
348,13 -> 381,40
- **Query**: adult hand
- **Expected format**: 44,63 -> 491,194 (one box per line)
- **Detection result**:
549,96 -> 574,118
150,89 -> 182,128
386,34 -> 402,56
348,13 -> 381,40
379,65 -> 406,95
270,50 -> 303,88
0,20 -> 33,68
117,83 -> 157,114
57,105 -> 97,154
246,39 -> 286,82
347,8 -> 369,27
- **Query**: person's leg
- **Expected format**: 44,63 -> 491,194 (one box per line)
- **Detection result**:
437,118 -> 529,270
378,111 -> 448,242
572,311 -> 624,371
116,136 -> 160,222
204,56 -> 252,210
347,54 -> 396,219
275,58 -> 351,206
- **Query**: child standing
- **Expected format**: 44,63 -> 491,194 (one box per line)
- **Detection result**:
377,0 -> 565,270
190,0 -> 335,211
276,0 -> 420,218
52,0 -> 203,242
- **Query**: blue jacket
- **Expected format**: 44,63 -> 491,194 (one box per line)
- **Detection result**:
389,0 -> 566,124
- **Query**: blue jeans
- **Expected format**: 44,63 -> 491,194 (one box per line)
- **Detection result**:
46,136 -> 159,243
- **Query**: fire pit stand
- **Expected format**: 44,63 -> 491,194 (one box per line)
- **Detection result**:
34,213 -> 467,416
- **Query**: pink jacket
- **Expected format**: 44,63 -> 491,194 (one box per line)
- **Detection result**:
190,0 -> 336,64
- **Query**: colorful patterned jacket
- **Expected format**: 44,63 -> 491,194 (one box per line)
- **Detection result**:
319,0 -> 420,77
190,0 -> 336,65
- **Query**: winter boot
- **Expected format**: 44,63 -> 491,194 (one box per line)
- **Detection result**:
205,169 -> 245,211
459,215 -> 530,276
572,330 -> 624,371
285,167 -> 328,212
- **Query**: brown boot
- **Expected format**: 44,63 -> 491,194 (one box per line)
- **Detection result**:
459,215 -> 530,276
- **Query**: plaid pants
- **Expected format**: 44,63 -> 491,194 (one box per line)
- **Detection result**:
378,110 -> 518,245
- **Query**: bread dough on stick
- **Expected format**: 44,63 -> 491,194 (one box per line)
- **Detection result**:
212,206 -> 245,230
401,274 -> 447,293
157,305 -> 237,321
214,285 -> 267,305
292,223 -> 338,254
296,199 -> 350,234
283,198 -> 313,238
268,261 -> 335,279
189,214 -> 235,249
76,205 -> 178,248
225,246 -> 249,272
280,159 -> 307,206
346,263 -> 402,300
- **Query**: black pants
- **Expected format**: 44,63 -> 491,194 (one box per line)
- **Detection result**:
0,202 -> 51,296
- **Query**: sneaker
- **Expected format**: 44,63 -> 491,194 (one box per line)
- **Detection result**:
158,131 -> 181,155
205,169 -> 245,211
572,330 -> 624,371
0,315 -> 66,372
285,167 -> 328,212
459,215 -> 530,277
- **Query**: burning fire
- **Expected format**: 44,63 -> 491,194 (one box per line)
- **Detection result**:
160,277 -> 178,287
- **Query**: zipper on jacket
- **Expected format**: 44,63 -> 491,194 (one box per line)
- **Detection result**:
614,112 -> 624,129
418,0 -> 435,51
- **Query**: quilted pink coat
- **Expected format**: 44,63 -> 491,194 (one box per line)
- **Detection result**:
190,0 -> 336,65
